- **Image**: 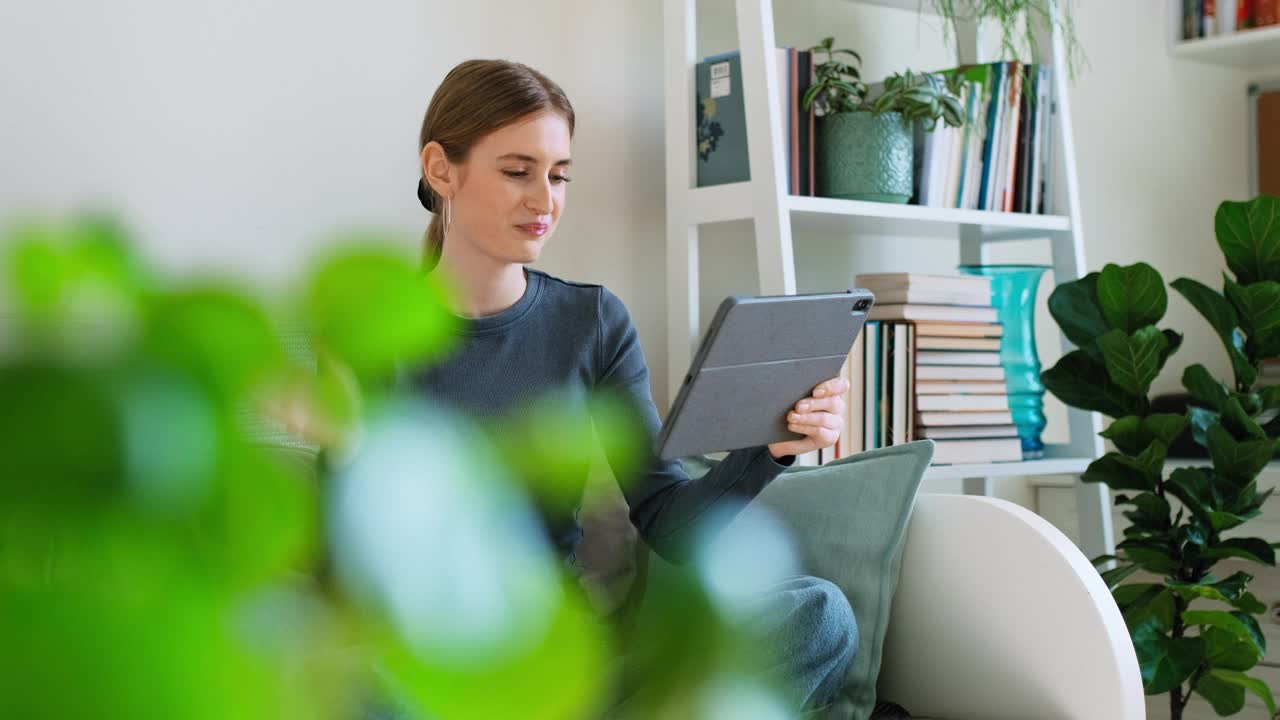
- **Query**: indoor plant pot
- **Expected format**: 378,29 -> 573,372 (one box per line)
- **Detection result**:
817,111 -> 914,203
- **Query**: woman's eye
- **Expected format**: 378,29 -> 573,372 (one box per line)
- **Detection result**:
503,170 -> 529,178
552,175 -> 572,184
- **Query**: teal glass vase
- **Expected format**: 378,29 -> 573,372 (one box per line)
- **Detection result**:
957,264 -> 1050,460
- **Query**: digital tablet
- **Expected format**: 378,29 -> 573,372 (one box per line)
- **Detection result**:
656,289 -> 875,461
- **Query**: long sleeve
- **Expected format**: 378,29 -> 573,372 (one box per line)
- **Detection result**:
593,288 -> 794,564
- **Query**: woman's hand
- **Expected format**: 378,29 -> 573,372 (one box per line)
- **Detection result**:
767,376 -> 850,460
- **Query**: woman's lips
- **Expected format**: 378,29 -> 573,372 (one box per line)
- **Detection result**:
516,223 -> 549,237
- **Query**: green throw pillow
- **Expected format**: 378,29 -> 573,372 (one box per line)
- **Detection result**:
683,441 -> 933,719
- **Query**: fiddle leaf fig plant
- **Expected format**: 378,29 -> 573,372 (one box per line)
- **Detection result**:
1042,195 -> 1280,720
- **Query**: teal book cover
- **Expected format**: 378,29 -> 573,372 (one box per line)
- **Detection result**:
695,51 -> 750,187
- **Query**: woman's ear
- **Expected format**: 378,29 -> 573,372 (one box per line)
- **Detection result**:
421,141 -> 455,199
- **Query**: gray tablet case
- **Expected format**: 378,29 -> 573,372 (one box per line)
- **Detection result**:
656,289 -> 875,461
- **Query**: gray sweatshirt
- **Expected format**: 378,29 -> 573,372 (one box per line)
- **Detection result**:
407,267 -> 794,565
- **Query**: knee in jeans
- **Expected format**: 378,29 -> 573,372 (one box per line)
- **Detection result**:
810,578 -> 859,669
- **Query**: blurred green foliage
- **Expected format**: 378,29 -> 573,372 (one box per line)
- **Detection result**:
0,212 -> 792,719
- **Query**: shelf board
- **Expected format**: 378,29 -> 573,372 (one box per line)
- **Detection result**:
686,183 -> 1071,238
1169,25 -> 1280,67
788,195 -> 1071,238
923,457 -> 1091,481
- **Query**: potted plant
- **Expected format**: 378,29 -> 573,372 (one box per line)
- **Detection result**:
1041,195 -> 1280,719
803,37 -> 964,204
923,0 -> 1085,77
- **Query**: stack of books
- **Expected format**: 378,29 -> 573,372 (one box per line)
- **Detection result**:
833,273 -> 1023,466
916,61 -> 1054,215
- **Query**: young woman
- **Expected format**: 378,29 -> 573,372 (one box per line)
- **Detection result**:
409,58 -> 858,713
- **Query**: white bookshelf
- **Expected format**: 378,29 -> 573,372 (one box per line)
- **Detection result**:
662,0 -> 1114,558
1167,0 -> 1280,67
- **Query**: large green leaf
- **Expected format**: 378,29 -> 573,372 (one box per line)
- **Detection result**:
1207,669 -> 1279,716
1202,537 -> 1276,566
1097,327 -> 1168,397
1183,610 -> 1267,657
1216,195 -> 1280,285
1194,671 -> 1247,715
1224,276 -> 1280,358
1115,584 -> 1175,630
1082,452 -> 1158,491
1166,467 -> 1216,523
1203,626 -> 1263,671
1133,615 -> 1205,694
1207,423 -> 1277,484
1096,263 -> 1168,333
1042,350 -> 1140,418
1123,492 -> 1172,531
1220,396 -> 1268,440
1100,415 -> 1187,456
1171,277 -> 1256,388
1048,272 -> 1107,358
1183,364 -> 1230,412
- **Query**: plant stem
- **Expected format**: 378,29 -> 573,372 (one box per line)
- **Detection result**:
1170,593 -> 1187,720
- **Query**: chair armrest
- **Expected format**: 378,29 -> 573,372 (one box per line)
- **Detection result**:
877,494 -> 1143,720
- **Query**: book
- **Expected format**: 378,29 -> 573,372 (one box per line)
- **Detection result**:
916,395 -> 1011,412
916,336 -> 1002,351
864,321 -> 879,450
892,324 -> 910,446
916,380 -> 1009,395
916,365 -> 1006,381
932,437 -> 1023,464
856,272 -> 992,294
913,322 -> 1003,338
841,331 -> 866,457
696,48 -> 792,188
869,304 -> 999,323
916,350 -> 1002,366
918,424 -> 1019,439
917,410 -> 1014,426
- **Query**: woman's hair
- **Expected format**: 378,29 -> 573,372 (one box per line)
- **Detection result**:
417,59 -> 576,271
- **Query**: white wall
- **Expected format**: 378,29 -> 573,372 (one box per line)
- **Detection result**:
1,0 -> 1269,453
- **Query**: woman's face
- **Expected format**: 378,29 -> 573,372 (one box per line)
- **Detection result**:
441,110 -> 572,265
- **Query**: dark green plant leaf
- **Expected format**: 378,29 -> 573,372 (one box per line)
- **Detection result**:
1100,416 -> 1142,455
1100,564 -> 1140,590
1203,626 -> 1263,671
1207,423 -> 1277,484
1042,350 -> 1140,418
1183,610 -> 1267,657
1220,396 -> 1268,440
1177,523 -> 1207,548
1171,276 -> 1255,388
1048,272 -> 1107,359
1119,542 -> 1181,575
1207,669 -> 1279,716
1115,584 -> 1174,630
1132,615 -> 1204,694
1261,386 -> 1280,410
1166,467 -> 1215,524
1082,453 -> 1157,492
1215,195 -> 1280,285
1210,510 -> 1251,533
1202,537 -> 1276,566
1224,276 -> 1280,358
1144,414 -> 1190,448
1159,329 -> 1184,367
1194,671 -> 1247,715
1183,364 -> 1230,412
1097,263 -> 1167,333
1124,492 -> 1172,531
1097,327 -> 1168,397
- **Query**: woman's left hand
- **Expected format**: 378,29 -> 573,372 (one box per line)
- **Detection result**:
768,375 -> 850,460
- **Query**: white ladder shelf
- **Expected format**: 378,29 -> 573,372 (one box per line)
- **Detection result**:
662,0 -> 1114,559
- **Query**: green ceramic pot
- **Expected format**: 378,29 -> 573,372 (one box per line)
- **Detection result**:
817,111 -> 913,203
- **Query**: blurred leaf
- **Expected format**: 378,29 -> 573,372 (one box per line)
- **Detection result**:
1132,615 -> 1204,694
1188,406 -> 1221,448
146,287 -> 286,406
1048,272 -> 1107,359
377,586 -> 607,720
1082,452 -> 1157,491
1221,396 -> 1268,440
1042,350 -> 1139,418
1124,492 -> 1171,532
303,247 -> 459,378
1100,564 -> 1140,590
1097,327 -> 1167,397
1097,263 -> 1167,333
1216,195 -> 1280,285
1166,467 -> 1216,524
1115,584 -> 1174,630
0,363 -> 125,504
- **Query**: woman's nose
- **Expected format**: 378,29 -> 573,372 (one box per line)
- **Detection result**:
525,180 -> 553,215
